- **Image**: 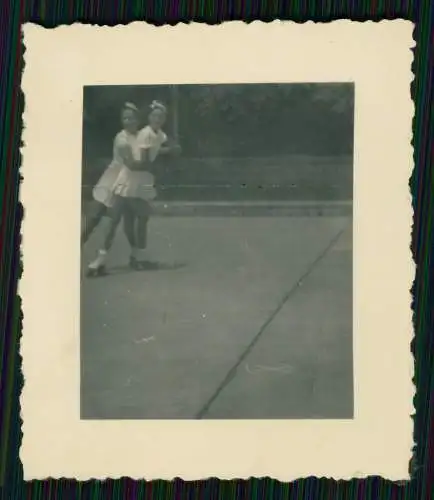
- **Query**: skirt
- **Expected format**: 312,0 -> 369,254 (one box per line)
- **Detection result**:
92,161 -> 124,208
113,167 -> 157,202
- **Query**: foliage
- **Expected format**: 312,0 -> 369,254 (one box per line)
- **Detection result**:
178,83 -> 354,156
82,83 -> 354,162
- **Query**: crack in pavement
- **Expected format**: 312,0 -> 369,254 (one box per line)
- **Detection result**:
195,220 -> 351,419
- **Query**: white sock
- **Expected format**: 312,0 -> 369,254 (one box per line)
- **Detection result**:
88,249 -> 107,269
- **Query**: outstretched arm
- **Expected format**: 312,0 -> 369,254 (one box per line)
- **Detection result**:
129,147 -> 160,174
138,148 -> 159,174
117,143 -> 149,171
117,143 -> 139,170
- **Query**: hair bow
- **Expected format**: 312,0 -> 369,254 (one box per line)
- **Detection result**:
124,102 -> 139,112
150,100 -> 167,112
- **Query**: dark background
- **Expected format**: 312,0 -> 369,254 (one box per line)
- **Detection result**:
82,83 -> 354,202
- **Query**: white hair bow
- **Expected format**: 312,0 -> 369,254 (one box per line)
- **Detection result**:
150,100 -> 167,112
124,102 -> 139,112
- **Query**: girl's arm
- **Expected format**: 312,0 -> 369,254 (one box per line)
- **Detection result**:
116,142 -> 148,171
125,147 -> 157,173
117,143 -> 141,170
137,147 -> 161,175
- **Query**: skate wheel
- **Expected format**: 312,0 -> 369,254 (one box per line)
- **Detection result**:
86,266 -> 107,278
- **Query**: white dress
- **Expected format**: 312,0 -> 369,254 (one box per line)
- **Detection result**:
112,126 -> 168,202
92,130 -> 132,208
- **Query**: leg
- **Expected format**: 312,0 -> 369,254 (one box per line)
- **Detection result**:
134,199 -> 151,250
81,200 -> 106,245
86,197 -> 124,276
123,201 -> 142,268
102,198 -> 124,251
130,215 -> 149,270
123,200 -> 137,249
136,215 -> 149,250
134,200 -> 151,269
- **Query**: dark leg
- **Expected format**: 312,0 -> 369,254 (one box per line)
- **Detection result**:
129,216 -> 149,270
123,201 -> 137,249
123,201 -> 141,269
136,215 -> 149,250
130,199 -> 150,270
102,197 -> 124,251
81,200 -> 106,245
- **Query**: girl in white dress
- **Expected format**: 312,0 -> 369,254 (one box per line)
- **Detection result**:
81,102 -> 140,246
86,102 -> 144,276
122,100 -> 181,269
87,100 -> 180,276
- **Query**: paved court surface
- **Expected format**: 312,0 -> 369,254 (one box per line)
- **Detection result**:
81,215 -> 353,419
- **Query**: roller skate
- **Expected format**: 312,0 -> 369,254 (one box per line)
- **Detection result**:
129,249 -> 148,271
129,256 -> 141,271
86,250 -> 108,278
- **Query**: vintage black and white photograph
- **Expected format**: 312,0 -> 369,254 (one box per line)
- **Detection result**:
80,82 -> 354,420
21,21 -> 414,480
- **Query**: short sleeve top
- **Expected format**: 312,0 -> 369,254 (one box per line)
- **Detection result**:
136,125 -> 168,162
112,130 -> 139,165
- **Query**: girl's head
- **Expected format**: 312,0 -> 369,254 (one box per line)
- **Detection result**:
148,100 -> 167,131
121,102 -> 140,133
